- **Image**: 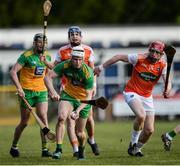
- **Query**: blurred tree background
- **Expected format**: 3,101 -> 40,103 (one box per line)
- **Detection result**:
1,0 -> 180,27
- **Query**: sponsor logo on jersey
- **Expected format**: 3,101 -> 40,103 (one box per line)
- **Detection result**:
35,66 -> 44,75
139,72 -> 158,81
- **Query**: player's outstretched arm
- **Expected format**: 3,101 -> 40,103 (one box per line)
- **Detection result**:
94,54 -> 128,76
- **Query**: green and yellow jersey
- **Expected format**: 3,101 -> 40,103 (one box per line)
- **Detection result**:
53,60 -> 94,100
17,49 -> 51,91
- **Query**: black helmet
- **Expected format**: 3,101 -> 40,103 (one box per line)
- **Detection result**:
33,33 -> 47,41
68,26 -> 82,37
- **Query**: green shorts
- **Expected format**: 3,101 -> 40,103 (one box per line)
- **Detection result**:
20,89 -> 48,108
61,91 -> 91,119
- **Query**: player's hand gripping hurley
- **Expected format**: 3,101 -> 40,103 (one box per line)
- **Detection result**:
67,97 -> 109,120
164,45 -> 176,98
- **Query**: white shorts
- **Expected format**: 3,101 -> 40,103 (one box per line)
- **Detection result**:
123,91 -> 155,115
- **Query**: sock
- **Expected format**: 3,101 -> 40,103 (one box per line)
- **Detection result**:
88,138 -> 95,144
166,131 -> 175,141
73,146 -> 79,153
71,140 -> 79,153
168,130 -> 176,139
131,130 -> 141,145
42,142 -> 48,151
56,144 -> 62,152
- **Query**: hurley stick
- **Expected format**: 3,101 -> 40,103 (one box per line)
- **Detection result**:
42,0 -> 52,53
164,45 -> 176,98
59,96 -> 109,109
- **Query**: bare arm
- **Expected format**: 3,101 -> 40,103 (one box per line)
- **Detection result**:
43,60 -> 56,69
44,70 -> 60,100
94,54 -> 128,76
40,57 -> 59,69
102,54 -> 129,68
10,63 -> 24,97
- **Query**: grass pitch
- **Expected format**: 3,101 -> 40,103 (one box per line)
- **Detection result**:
0,120 -> 180,165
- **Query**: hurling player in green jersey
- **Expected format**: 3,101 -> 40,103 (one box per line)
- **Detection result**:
44,46 -> 94,160
9,33 -> 52,158
41,27 -> 100,157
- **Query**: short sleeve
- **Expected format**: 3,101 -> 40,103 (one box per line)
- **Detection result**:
46,54 -> 51,62
53,62 -> 64,77
88,49 -> 95,62
54,51 -> 61,63
17,54 -> 26,66
89,54 -> 95,62
128,53 -> 138,65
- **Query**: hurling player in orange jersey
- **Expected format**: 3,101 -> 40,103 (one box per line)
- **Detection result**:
94,41 -> 172,157
42,26 -> 99,157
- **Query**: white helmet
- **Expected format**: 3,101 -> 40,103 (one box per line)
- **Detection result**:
71,46 -> 84,58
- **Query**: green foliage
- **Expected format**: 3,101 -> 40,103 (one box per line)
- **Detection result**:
1,0 -> 180,27
1,120 -> 180,164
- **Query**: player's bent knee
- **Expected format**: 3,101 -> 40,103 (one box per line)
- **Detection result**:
136,116 -> 145,124
76,130 -> 86,138
137,113 -> 146,121
57,116 -> 66,125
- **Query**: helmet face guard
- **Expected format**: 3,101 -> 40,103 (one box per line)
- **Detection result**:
71,46 -> 84,69
71,46 -> 84,58
148,41 -> 165,63
33,33 -> 47,42
149,41 -> 165,54
33,33 -> 47,54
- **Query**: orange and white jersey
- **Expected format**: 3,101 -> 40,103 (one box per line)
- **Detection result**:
124,53 -> 167,97
54,43 -> 94,65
